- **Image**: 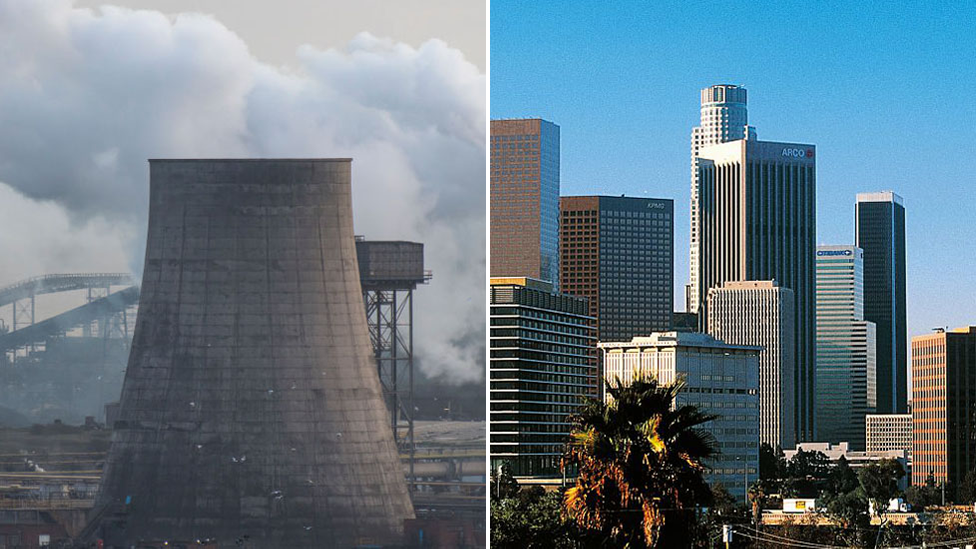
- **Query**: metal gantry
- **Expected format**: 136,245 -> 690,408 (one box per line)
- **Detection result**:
355,239 -> 429,486
0,273 -> 136,358
364,289 -> 416,448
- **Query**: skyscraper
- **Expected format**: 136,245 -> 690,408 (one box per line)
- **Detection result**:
695,139 -> 816,441
687,84 -> 757,313
707,280 -> 795,450
815,246 -> 877,450
856,191 -> 907,414
600,332 -> 760,502
559,195 -> 673,342
911,326 -> 976,496
489,277 -> 597,477
490,119 -> 560,288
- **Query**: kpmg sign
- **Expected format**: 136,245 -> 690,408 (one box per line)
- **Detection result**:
817,249 -> 853,257
782,147 -> 815,159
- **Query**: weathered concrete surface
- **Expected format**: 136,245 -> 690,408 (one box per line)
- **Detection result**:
92,159 -> 414,548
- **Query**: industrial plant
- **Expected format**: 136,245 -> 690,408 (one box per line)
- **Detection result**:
0,159 -> 485,548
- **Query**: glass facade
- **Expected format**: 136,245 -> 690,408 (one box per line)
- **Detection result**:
815,246 -> 877,450
855,192 -> 907,414
489,119 -> 560,288
696,139 -> 817,442
489,279 -> 596,477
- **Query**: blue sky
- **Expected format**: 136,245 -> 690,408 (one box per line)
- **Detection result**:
491,1 -> 976,343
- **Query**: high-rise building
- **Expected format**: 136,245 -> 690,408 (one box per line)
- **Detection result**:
866,414 -> 912,459
489,277 -> 597,477
559,195 -> 673,342
695,139 -> 816,441
911,326 -> 976,495
707,280 -> 795,450
490,119 -> 560,288
600,332 -> 760,502
815,246 -> 877,450
856,191 -> 907,414
688,84 -> 758,313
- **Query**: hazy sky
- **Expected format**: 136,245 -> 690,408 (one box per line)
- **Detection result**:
0,0 -> 486,382
491,2 -> 976,345
75,0 -> 486,71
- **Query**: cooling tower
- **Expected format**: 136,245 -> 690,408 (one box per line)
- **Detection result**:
92,159 -> 414,548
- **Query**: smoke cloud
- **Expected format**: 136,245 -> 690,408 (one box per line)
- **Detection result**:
0,0 -> 485,383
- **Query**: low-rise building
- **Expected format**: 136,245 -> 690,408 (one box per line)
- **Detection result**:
785,442 -> 909,490
599,331 -> 760,501
866,414 -> 913,466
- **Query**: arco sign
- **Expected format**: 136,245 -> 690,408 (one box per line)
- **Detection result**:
782,147 -> 815,159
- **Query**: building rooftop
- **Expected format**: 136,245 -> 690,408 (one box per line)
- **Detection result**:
721,280 -> 779,289
856,191 -> 904,206
599,331 -> 762,352
489,277 -> 553,292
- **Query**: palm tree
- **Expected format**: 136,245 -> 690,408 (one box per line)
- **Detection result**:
562,375 -> 718,548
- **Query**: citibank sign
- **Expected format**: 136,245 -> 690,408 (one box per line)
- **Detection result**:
817,249 -> 853,257
782,147 -> 815,159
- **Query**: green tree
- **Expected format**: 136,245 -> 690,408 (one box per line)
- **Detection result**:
958,469 -> 976,503
491,487 -> 587,548
758,443 -> 786,482
562,376 -> 717,548
824,489 -> 869,546
491,461 -> 520,501
825,456 -> 860,495
783,449 -> 830,497
858,459 -> 905,517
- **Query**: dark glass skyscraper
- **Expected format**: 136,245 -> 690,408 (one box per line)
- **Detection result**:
696,139 -> 817,442
559,195 -> 673,342
856,191 -> 907,414
490,119 -> 560,288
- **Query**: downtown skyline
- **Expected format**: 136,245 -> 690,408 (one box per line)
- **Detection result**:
490,2 -> 976,351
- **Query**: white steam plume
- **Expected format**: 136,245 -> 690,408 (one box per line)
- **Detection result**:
0,0 -> 485,383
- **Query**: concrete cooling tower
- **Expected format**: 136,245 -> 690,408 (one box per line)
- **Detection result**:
90,159 -> 414,548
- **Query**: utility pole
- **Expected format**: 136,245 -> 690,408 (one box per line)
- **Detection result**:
722,524 -> 732,549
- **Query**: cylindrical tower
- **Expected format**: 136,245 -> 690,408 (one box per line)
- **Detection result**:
91,159 -> 414,547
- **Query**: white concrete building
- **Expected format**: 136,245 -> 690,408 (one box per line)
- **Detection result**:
599,331 -> 760,501
866,414 -> 912,462
708,280 -> 795,450
687,84 -> 757,314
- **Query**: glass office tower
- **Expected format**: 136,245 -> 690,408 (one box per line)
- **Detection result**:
695,138 -> 817,442
855,191 -> 907,414
490,119 -> 561,288
560,195 -> 673,342
815,245 -> 877,450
